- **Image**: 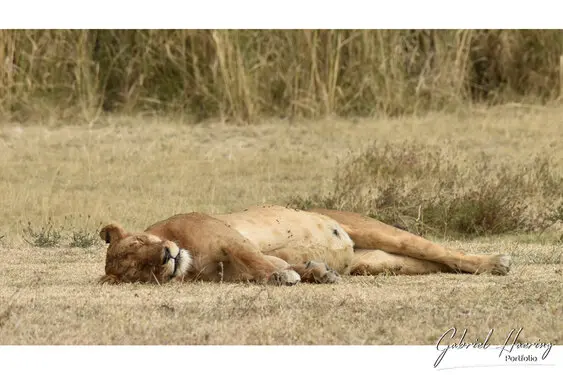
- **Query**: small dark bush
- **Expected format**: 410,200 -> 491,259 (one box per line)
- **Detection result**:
22,218 -> 63,247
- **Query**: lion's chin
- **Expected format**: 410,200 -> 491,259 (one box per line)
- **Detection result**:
169,249 -> 192,281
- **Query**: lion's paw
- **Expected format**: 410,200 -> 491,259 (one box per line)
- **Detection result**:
269,269 -> 301,286
490,254 -> 511,275
305,260 -> 341,284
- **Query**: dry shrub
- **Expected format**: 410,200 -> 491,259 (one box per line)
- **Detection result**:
20,215 -> 101,249
0,30 -> 561,124
288,142 -> 563,238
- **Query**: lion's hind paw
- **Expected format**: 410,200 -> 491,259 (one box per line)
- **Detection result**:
490,254 -> 511,275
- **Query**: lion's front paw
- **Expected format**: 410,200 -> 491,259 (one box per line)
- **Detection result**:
269,269 -> 301,286
305,261 -> 341,284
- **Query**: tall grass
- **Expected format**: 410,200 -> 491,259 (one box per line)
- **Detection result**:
0,30 -> 562,123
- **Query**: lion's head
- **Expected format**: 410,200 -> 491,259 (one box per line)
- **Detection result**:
99,224 -> 192,284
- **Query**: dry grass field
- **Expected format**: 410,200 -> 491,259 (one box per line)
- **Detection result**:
0,105 -> 562,345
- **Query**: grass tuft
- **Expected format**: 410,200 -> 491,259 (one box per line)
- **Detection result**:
69,228 -> 99,249
22,218 -> 64,248
67,214 -> 102,249
20,215 -> 102,249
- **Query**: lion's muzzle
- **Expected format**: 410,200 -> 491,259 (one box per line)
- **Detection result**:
161,242 -> 192,280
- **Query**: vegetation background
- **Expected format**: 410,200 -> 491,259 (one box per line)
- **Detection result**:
1,30 -> 562,124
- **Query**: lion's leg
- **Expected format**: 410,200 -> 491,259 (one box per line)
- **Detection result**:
219,243 -> 301,285
310,209 -> 511,275
350,249 -> 451,275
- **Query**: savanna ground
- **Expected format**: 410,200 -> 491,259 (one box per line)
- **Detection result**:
0,105 -> 562,345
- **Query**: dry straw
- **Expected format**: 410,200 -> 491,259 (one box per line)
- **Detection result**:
0,30 -> 561,124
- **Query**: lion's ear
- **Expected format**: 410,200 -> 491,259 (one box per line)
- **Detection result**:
99,223 -> 127,244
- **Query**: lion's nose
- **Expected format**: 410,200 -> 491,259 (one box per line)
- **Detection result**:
162,246 -> 172,265
164,241 -> 180,257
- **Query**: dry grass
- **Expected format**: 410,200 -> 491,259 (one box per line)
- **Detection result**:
0,30 -> 561,123
0,105 -> 562,344
0,247 -> 560,345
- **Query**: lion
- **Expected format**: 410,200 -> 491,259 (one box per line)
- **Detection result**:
99,205 -> 511,285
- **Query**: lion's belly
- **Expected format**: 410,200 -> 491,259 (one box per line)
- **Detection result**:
214,205 -> 354,273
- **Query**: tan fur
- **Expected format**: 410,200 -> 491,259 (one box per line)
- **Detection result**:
311,208 -> 511,275
99,205 -> 511,285
214,206 -> 354,273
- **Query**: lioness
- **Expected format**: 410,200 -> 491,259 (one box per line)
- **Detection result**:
99,205 -> 511,285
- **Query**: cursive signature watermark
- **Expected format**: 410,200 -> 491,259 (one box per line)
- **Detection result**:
434,327 -> 553,369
